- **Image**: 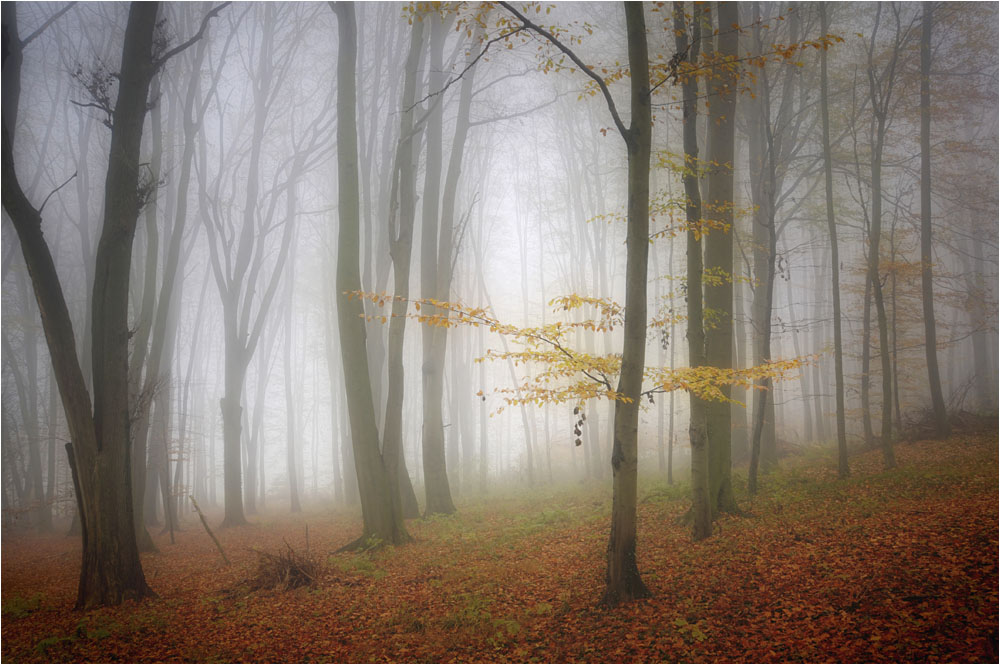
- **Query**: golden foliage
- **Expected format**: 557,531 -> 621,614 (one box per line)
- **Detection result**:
353,291 -> 812,413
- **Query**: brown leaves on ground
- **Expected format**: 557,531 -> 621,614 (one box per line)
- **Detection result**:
2,431 -> 996,663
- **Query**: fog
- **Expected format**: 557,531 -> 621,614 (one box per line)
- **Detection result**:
2,0 -> 997,617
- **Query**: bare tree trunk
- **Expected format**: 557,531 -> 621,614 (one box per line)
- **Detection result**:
3,2 -> 159,608
673,1 -> 710,541
919,4 -> 949,437
332,1 -> 409,546
704,2 -> 739,515
283,225 -> 302,513
865,4 -> 903,468
601,2 -> 652,606
860,267 -> 874,445
383,17 -> 425,519
818,9 -> 849,469
418,13 -> 457,516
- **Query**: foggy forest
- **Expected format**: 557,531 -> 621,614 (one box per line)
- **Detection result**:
1,1 -> 997,662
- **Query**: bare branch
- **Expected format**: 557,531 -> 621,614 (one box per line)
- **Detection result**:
68,99 -> 113,128
469,93 -> 561,128
497,1 -> 628,141
407,25 -> 526,113
38,171 -> 77,215
154,2 -> 231,70
20,2 -> 76,47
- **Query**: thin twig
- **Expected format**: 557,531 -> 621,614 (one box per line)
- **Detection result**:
38,171 -> 77,215
406,26 -> 527,113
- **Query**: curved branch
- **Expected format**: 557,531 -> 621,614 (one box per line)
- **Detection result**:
406,25 -> 526,113
154,2 -> 231,70
497,1 -> 628,141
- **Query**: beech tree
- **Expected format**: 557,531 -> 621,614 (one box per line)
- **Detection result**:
2,1 -> 223,608
383,16 -> 426,519
919,4 -> 949,438
818,3 -> 849,478
493,0 -> 651,606
863,4 -> 914,468
673,0 -> 711,541
200,4 -> 328,525
332,0 -> 410,547
703,2 -> 739,513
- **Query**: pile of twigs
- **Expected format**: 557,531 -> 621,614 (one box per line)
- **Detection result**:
245,541 -> 321,592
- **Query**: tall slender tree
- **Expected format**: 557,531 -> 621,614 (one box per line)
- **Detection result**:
818,4 -> 849,477
672,1 -> 711,541
919,3 -> 950,438
864,4 -> 911,468
703,1 -> 739,513
382,15 -> 425,520
498,0 -> 653,605
331,0 -> 410,547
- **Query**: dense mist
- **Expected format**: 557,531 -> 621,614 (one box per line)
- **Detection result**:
1,2 -> 997,660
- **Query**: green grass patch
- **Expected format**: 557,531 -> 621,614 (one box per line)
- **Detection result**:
2,592 -> 43,619
328,553 -> 387,580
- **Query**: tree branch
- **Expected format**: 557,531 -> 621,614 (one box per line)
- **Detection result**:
468,93 -> 560,127
38,171 -> 77,214
498,1 -> 628,141
406,25 -> 526,113
19,2 -> 76,47
154,2 -> 231,70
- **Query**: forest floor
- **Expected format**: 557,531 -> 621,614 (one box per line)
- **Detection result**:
2,430 -> 997,663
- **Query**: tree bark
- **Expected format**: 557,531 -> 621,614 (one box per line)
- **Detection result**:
283,224 -> 302,513
383,17 -> 425,520
418,13 -> 460,516
673,1 -> 711,542
865,5 -> 901,468
820,4 -> 849,477
3,2 -> 159,608
602,2 -> 652,606
704,1 -> 739,515
919,4 -> 949,437
332,0 -> 410,546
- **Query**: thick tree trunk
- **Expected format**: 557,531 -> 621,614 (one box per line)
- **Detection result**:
3,2 -> 158,608
424,15 -> 479,513
332,1 -> 409,546
673,1 -> 711,542
383,17 -> 425,520
747,2 -> 780,473
77,1 -> 160,605
418,14 -> 457,516
220,325 -> 248,526
602,2 -> 651,607
704,2 -> 738,515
